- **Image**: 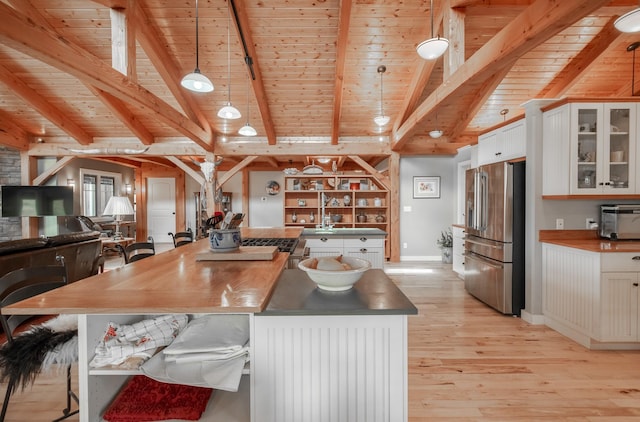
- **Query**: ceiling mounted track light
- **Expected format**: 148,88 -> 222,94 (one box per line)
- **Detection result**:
218,1 -> 241,119
374,65 -> 390,127
416,0 -> 449,60
181,0 -> 214,93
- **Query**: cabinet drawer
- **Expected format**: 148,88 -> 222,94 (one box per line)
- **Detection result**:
304,237 -> 343,249
601,252 -> 640,272
344,236 -> 384,248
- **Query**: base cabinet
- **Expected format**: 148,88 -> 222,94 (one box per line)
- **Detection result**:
542,244 -> 640,349
253,315 -> 409,422
305,236 -> 385,269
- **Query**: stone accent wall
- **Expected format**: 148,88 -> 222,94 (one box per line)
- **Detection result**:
0,146 -> 22,240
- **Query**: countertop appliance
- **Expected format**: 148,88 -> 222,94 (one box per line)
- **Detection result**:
464,161 -> 525,316
599,204 -> 640,240
241,237 -> 308,269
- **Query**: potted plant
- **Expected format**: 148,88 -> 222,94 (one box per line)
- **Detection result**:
437,229 -> 453,264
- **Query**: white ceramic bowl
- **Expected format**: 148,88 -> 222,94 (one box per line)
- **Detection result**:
209,229 -> 241,252
298,256 -> 371,291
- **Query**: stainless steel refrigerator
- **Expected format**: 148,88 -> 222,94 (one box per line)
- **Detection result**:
464,161 -> 525,316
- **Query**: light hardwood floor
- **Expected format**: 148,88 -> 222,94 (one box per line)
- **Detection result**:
2,261 -> 640,421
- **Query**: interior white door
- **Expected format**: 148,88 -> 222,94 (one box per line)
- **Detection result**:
147,177 -> 176,243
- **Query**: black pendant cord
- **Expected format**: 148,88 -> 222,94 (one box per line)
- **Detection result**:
195,0 -> 200,70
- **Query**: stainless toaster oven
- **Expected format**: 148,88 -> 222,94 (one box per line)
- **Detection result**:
600,204 -> 640,240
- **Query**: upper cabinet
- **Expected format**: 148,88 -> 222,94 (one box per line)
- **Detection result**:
543,101 -> 637,196
477,118 -> 526,166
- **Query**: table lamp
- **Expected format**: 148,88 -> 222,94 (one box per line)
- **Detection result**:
103,196 -> 134,240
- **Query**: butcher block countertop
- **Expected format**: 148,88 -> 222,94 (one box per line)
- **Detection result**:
539,229 -> 640,252
3,227 -> 301,316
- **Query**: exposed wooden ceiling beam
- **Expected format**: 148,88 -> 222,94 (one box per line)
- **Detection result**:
0,2 -> 213,150
166,156 -> 205,185
0,110 -> 29,150
331,0 -> 352,145
87,86 -> 155,145
218,156 -> 259,186
348,155 -> 390,190
231,0 -> 276,145
133,0 -> 211,132
91,157 -> 143,168
0,62 -> 93,145
32,156 -> 75,185
392,0 -> 611,149
541,16 -> 622,99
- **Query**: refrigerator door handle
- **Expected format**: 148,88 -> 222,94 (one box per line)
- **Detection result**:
478,171 -> 488,231
465,238 -> 503,250
473,171 -> 481,230
466,251 -> 504,269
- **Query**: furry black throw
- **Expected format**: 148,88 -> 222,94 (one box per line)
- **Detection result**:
0,327 -> 76,393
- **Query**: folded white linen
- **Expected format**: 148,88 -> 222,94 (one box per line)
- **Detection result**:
141,348 -> 247,392
90,314 -> 188,368
164,344 -> 249,364
162,314 -> 249,355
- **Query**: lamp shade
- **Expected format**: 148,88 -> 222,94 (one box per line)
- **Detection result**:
103,196 -> 134,217
181,69 -> 214,93
417,37 -> 449,60
374,115 -> 390,126
615,8 -> 640,33
429,129 -> 443,139
217,103 -> 242,119
238,123 -> 257,136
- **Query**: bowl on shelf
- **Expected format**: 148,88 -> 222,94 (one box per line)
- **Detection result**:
331,214 -> 342,223
298,256 -> 371,291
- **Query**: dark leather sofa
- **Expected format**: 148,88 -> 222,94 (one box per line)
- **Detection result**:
0,231 -> 103,282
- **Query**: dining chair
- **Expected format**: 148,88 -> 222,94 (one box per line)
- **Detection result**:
116,236 -> 155,264
0,256 -> 78,421
168,228 -> 193,248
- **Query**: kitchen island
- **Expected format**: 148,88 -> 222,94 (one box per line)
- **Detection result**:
4,227 -> 416,422
540,230 -> 640,350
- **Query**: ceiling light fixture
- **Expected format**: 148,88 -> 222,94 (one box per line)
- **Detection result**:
181,0 -> 214,93
615,7 -> 640,33
374,65 -> 390,126
416,0 -> 449,60
218,1 -> 241,119
239,73 -> 257,136
316,157 -> 332,164
429,130 -> 443,139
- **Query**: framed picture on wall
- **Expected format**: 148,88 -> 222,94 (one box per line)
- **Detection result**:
413,176 -> 440,198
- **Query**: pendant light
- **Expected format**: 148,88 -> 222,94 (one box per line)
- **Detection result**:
218,1 -> 241,119
239,74 -> 257,136
429,108 -> 443,138
615,5 -> 640,33
416,0 -> 449,60
374,65 -> 390,127
181,0 -> 214,93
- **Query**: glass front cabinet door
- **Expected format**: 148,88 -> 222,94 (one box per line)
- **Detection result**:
570,103 -> 635,194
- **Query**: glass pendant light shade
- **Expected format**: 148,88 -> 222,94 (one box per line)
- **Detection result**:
218,103 -> 242,119
239,123 -> 257,136
429,129 -> 443,138
374,65 -> 390,127
374,115 -> 390,126
181,69 -> 214,93
417,0 -> 449,60
417,37 -> 449,60
615,8 -> 640,33
182,0 -> 213,93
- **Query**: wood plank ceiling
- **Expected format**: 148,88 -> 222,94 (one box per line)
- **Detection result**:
0,0 -> 639,173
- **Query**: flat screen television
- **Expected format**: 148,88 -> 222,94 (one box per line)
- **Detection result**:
1,186 -> 74,217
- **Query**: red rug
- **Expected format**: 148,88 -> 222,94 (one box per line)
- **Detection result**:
103,375 -> 213,421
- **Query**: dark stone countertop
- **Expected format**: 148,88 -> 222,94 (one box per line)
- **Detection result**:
259,269 -> 417,316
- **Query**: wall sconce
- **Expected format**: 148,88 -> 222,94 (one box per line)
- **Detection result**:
67,179 -> 75,188
125,184 -> 132,194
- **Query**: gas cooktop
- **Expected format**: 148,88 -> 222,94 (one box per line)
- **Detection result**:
241,237 -> 299,253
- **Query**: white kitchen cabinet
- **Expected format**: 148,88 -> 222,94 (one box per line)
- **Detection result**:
599,273 -> 639,342
477,118 -> 526,166
542,101 -> 637,196
452,225 -> 465,278
542,243 -> 640,349
305,235 -> 385,269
